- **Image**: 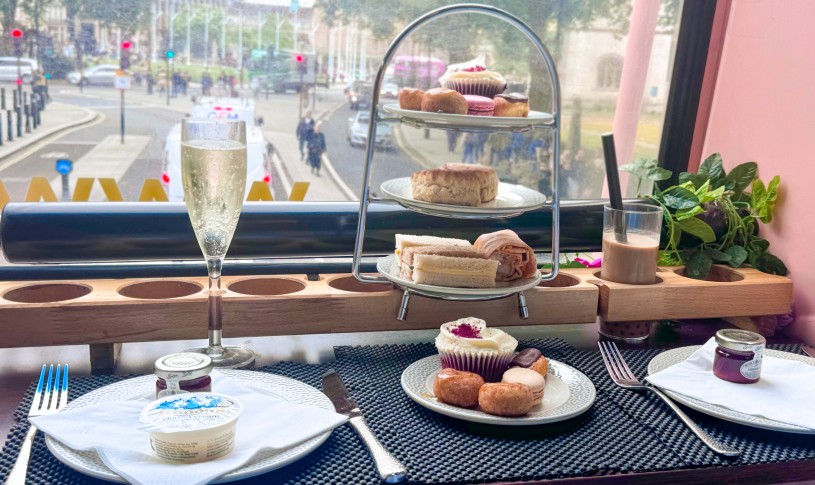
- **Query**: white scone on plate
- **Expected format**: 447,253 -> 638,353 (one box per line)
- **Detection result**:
394,234 -> 472,269
411,168 -> 482,207
413,254 -> 499,288
441,163 -> 499,203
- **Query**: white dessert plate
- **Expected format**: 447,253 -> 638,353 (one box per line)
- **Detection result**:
382,104 -> 554,131
647,346 -> 815,434
377,254 -> 541,298
45,370 -> 335,483
401,355 -> 596,426
380,177 -> 548,219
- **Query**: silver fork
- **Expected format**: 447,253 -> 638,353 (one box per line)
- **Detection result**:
598,342 -> 740,457
6,364 -> 69,485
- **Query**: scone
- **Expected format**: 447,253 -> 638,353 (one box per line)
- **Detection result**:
412,168 -> 482,206
433,368 -> 485,408
440,163 -> 498,203
421,88 -> 467,114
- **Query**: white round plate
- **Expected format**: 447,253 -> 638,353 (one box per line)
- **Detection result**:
377,254 -> 541,298
380,177 -> 548,219
401,355 -> 595,426
45,370 -> 335,483
648,346 -> 815,434
382,104 -> 554,132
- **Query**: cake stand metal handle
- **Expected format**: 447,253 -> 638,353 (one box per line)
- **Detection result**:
517,292 -> 529,319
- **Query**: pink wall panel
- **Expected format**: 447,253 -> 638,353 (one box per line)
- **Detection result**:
702,0 -> 815,343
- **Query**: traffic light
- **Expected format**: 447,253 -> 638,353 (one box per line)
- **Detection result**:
166,50 -> 175,60
120,40 -> 132,70
296,54 -> 307,75
11,29 -> 23,58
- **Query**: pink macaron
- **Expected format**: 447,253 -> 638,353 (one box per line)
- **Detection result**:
463,95 -> 495,116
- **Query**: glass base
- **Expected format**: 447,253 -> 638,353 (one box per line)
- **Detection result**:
184,346 -> 256,369
598,320 -> 653,342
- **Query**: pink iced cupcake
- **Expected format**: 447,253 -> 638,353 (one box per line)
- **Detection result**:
439,54 -> 507,98
435,317 -> 518,382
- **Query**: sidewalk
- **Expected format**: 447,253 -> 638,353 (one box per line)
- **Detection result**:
0,101 -> 99,162
394,124 -> 456,170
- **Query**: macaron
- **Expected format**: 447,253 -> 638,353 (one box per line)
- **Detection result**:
502,367 -> 546,405
463,95 -> 495,116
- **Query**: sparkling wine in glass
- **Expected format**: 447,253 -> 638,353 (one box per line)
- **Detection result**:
181,118 -> 255,368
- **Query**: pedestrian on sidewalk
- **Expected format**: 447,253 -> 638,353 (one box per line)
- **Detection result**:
446,131 -> 460,153
307,122 -> 326,176
201,71 -> 213,96
296,111 -> 315,161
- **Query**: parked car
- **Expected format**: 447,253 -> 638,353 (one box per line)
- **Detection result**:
161,98 -> 272,202
347,81 -> 372,110
0,57 -> 37,83
381,82 -> 399,99
347,111 -> 393,150
67,64 -> 123,86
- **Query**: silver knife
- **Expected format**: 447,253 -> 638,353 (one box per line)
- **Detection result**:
803,345 -> 815,359
322,370 -> 407,483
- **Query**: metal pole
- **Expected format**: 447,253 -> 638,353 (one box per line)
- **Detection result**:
257,11 -> 262,50
238,9 -> 244,88
204,7 -> 210,68
220,9 -> 226,64
151,0 -> 158,62
166,59 -> 171,106
120,89 -> 125,144
274,11 -> 279,51
16,106 -> 22,137
169,0 -> 175,49
116,28 -> 121,59
16,54 -> 22,102
6,110 -> 12,142
186,1 -> 191,65
61,173 -> 70,201
1,88 -> 5,110
0,111 -> 3,146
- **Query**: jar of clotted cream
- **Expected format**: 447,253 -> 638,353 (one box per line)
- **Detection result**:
712,329 -> 766,384
155,352 -> 213,399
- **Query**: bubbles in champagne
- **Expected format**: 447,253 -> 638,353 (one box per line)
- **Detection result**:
181,139 -> 247,260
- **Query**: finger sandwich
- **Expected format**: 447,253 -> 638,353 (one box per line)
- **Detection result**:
400,245 -> 485,280
413,253 -> 499,288
394,234 -> 471,268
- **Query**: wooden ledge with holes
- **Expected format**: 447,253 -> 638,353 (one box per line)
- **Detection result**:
0,266 -> 791,373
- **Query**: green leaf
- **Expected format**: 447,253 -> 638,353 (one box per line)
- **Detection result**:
751,178 -> 767,212
698,185 -> 725,204
685,250 -> 713,279
643,159 -> 658,169
662,187 -> 700,209
694,180 -> 711,198
725,162 -> 757,196
749,238 -> 770,253
647,167 -> 672,182
618,162 -> 639,173
678,217 -> 716,242
724,245 -> 748,267
761,175 -> 780,223
698,153 -> 725,183
705,248 -> 731,262
756,252 -> 788,276
675,206 -> 704,221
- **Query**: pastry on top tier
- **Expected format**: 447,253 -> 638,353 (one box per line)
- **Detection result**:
435,317 -> 518,382
439,54 -> 507,98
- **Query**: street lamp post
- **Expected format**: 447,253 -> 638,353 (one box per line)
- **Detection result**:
186,1 -> 192,65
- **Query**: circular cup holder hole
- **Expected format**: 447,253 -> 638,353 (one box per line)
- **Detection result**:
118,280 -> 203,300
4,283 -> 92,303
329,276 -> 394,293
228,277 -> 306,296
538,273 -> 581,288
592,271 -> 663,285
674,266 -> 744,282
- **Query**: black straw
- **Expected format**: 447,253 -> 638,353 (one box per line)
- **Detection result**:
601,133 -> 627,243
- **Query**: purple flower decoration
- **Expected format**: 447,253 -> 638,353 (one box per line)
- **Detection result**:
574,257 -> 602,268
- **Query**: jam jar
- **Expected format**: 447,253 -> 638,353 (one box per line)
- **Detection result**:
155,352 -> 213,399
712,329 -> 766,384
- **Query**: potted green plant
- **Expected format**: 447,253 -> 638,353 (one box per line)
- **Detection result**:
621,153 -> 787,280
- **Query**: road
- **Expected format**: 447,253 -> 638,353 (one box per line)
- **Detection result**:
0,82 -> 426,204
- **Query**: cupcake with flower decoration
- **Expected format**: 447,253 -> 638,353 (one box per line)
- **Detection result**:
439,54 -> 507,98
435,317 -> 518,382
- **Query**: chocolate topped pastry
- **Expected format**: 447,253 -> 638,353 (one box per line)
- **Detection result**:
493,92 -> 530,117
509,348 -> 548,377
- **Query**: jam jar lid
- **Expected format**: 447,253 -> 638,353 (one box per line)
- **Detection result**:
154,352 -> 213,381
715,329 -> 766,352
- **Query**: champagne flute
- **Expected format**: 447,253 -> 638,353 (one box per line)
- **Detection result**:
181,118 -> 255,368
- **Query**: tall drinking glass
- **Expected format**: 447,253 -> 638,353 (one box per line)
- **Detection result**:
181,118 -> 255,368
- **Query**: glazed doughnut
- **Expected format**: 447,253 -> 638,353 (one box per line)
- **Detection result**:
433,368 -> 485,408
478,382 -> 535,417
421,88 -> 468,115
399,88 -> 425,111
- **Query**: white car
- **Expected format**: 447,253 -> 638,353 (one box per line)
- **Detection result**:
67,64 -> 122,86
161,98 -> 272,202
0,57 -> 37,83
347,111 -> 393,149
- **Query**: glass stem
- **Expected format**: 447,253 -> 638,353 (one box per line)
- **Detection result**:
206,258 -> 225,356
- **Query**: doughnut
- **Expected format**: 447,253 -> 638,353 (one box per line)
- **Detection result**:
398,88 -> 425,111
478,382 -> 535,417
433,368 -> 485,408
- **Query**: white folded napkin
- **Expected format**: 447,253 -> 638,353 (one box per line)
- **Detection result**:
646,338 -> 815,430
30,372 -> 348,485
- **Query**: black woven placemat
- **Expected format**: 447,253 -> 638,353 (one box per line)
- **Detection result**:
1,340 -> 814,484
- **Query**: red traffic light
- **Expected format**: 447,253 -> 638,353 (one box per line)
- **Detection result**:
295,54 -> 304,63
15,79 -> 22,85
121,40 -> 132,50
11,29 -> 23,38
